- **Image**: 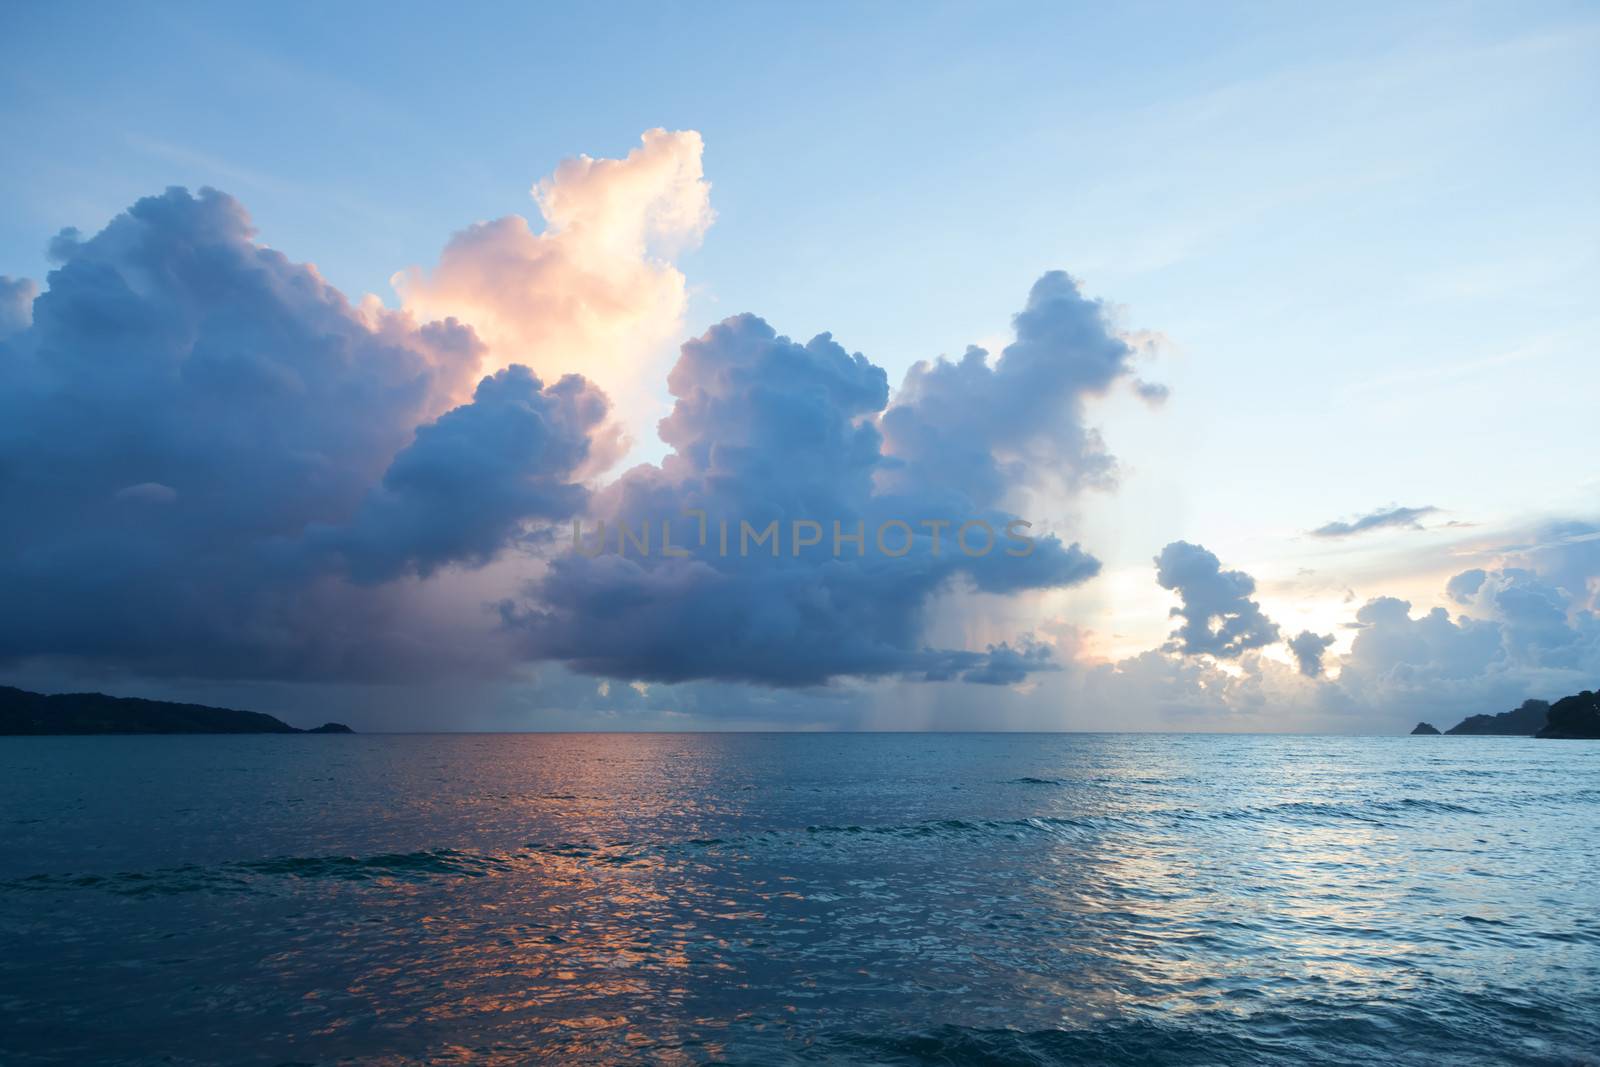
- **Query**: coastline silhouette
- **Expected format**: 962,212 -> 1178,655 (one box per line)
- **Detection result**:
0,686 -> 351,735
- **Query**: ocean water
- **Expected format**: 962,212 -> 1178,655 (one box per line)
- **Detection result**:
1,733 -> 1596,1066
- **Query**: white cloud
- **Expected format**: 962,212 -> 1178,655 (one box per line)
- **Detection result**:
393,129 -> 712,450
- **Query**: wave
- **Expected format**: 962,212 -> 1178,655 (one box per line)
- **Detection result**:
0,792 -> 1508,898
811,1004 -> 1600,1067
1155,796 -> 1487,826
1,847 -> 507,896
236,848 -> 506,880
818,1022 -> 1283,1066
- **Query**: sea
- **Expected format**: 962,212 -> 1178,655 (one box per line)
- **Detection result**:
1,733 -> 1596,1065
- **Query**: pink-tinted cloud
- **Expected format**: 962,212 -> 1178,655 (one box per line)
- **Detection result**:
393,129 -> 713,444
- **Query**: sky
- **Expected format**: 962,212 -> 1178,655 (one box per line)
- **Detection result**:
1,2 -> 1597,732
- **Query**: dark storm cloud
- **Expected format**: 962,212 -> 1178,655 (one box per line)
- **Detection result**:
0,185 -> 1120,691
0,187 -> 590,679
506,311 -> 1103,687
958,640 -> 1058,686
1154,541 -> 1281,659
1310,505 -> 1438,538
1287,630 -> 1336,677
306,366 -> 611,584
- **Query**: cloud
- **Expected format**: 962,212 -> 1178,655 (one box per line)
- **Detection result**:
504,514 -> 1600,731
4,159 -> 1590,734
0,275 -> 36,337
1133,379 -> 1170,405
1021,547 -> 1596,733
1154,541 -> 1281,658
305,366 -> 617,584
1310,505 -> 1438,538
879,271 -> 1143,506
1498,520 -> 1600,613
0,186 -> 503,679
1287,630 -> 1336,677
1333,596 -> 1519,717
993,517 -> 1599,732
1067,647 -> 1323,729
959,640 -> 1058,685
1268,555 -> 1599,729
393,129 -> 712,434
1134,531 -> 1596,727
0,132 -> 718,688
504,306 -> 1105,687
0,166 -> 1125,698
1445,568 -> 1487,604
1445,565 -> 1599,672
893,509 -> 1600,732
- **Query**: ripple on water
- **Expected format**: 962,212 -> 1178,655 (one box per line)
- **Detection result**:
0,732 -> 1596,1065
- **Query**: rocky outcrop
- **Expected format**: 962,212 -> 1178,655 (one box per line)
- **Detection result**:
1535,691 -> 1600,739
1410,722 -> 1441,735
1445,699 -> 1550,736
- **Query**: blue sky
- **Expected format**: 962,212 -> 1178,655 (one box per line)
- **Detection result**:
1,3 -> 1596,730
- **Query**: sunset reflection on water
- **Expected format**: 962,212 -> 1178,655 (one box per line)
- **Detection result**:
2,733 -> 1596,1064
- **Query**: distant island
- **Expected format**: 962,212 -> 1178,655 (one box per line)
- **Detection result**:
1539,691 -> 1600,739
0,686 -> 352,735
1410,689 -> 1600,739
1446,699 -> 1551,736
